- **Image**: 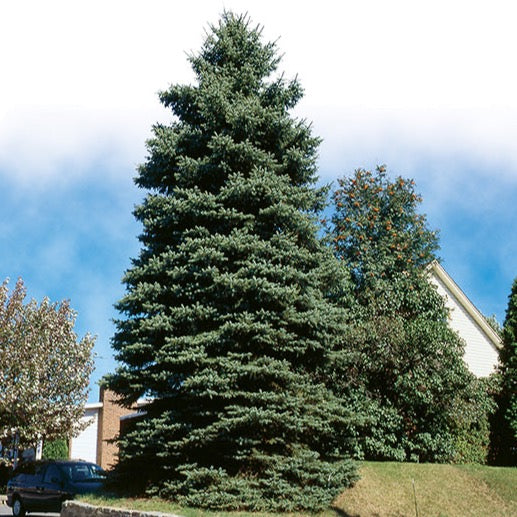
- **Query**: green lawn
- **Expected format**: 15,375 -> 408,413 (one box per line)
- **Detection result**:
81,462 -> 517,517
334,462 -> 517,516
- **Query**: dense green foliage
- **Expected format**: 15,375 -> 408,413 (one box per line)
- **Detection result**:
329,167 -> 493,462
42,437 -> 69,460
105,13 -> 358,511
489,278 -> 517,465
501,279 -> 517,454
331,166 -> 439,291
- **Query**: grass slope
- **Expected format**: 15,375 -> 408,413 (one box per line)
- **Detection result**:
82,462 -> 517,517
335,462 -> 517,516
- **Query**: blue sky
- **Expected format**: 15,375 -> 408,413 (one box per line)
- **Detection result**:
1,1 -> 516,400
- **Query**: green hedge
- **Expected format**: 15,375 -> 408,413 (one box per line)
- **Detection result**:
42,438 -> 69,460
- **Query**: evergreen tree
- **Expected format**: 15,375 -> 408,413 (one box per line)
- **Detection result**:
105,13 -> 357,511
490,278 -> 517,465
329,167 -> 492,462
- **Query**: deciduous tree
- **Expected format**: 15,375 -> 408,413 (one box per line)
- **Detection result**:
329,167 -> 492,462
0,278 -> 94,451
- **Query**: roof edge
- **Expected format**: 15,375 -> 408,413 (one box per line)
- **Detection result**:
84,402 -> 103,410
429,260 -> 502,351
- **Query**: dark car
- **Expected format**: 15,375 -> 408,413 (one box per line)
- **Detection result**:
6,459 -> 105,516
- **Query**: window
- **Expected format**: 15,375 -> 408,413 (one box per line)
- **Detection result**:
62,462 -> 106,482
43,464 -> 62,484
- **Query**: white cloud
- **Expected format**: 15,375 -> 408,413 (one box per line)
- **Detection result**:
0,106 -> 156,184
2,0 -> 517,183
312,106 -> 517,183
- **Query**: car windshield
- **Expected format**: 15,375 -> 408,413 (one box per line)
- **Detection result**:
60,463 -> 106,482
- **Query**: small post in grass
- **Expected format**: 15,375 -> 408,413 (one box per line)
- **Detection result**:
412,478 -> 419,517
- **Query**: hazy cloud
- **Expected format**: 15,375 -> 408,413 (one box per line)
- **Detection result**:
2,1 -> 517,182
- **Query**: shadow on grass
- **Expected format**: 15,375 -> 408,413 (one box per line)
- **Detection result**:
330,505 -> 360,517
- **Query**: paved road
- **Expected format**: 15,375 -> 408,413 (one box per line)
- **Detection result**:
0,504 -> 59,516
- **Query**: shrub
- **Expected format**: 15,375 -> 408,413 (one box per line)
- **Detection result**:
42,438 -> 69,460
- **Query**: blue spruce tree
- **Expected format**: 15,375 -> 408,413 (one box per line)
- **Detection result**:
105,13 -> 357,511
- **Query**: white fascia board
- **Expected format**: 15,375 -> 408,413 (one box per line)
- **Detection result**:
84,402 -> 103,409
120,410 -> 148,421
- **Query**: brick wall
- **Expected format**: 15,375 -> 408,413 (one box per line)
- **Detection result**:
96,388 -> 135,470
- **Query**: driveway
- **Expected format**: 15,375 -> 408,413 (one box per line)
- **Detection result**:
0,505 -> 59,516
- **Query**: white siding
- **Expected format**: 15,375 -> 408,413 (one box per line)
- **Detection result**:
69,406 -> 99,463
430,273 -> 499,377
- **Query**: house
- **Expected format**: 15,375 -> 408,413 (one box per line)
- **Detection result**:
69,388 -> 146,469
72,262 -> 502,468
428,261 -> 502,377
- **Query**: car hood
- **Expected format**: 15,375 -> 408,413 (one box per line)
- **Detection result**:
67,480 -> 104,494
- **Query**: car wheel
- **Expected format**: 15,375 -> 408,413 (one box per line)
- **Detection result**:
12,498 -> 26,517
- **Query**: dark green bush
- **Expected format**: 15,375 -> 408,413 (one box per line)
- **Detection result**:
42,438 -> 69,460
